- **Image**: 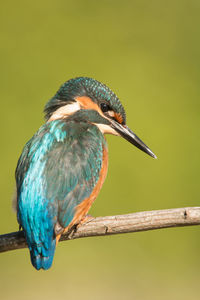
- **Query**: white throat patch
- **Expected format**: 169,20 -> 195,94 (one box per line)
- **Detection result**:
95,123 -> 119,136
48,102 -> 80,121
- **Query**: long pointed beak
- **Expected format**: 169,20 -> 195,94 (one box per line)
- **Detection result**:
110,120 -> 157,159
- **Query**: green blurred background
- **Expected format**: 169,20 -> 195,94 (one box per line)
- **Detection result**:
1,0 -> 200,299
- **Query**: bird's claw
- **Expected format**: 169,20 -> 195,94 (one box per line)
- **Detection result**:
65,215 -> 94,239
78,214 -> 94,227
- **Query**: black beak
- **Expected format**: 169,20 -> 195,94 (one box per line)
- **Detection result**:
110,120 -> 157,159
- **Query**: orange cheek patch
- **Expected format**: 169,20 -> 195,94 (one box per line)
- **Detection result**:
76,96 -> 103,115
114,113 -> 123,124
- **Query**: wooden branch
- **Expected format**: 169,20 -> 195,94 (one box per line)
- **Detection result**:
1,207 -> 200,253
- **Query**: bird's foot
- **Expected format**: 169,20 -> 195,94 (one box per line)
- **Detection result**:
65,215 -> 94,240
66,225 -> 78,240
79,214 -> 94,226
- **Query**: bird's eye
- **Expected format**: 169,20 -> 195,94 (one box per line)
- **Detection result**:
100,103 -> 110,113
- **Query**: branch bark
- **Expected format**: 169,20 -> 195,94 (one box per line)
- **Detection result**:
1,207 -> 200,253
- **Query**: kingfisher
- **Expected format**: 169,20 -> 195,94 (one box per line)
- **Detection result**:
15,77 -> 156,270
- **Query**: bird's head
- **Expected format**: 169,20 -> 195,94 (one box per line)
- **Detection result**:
44,77 -> 156,158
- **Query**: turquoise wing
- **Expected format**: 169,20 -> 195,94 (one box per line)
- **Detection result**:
44,119 -> 106,228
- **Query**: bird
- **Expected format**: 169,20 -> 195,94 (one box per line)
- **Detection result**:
15,77 -> 156,270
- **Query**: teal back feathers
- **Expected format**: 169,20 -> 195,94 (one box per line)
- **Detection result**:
16,110 -> 107,270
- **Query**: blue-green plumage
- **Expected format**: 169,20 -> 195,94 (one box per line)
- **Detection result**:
16,110 -> 108,270
16,77 -> 156,270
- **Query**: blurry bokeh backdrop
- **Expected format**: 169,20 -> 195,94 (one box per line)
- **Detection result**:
1,1 -> 200,299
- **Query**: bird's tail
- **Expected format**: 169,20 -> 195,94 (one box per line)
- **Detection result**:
29,238 -> 56,270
